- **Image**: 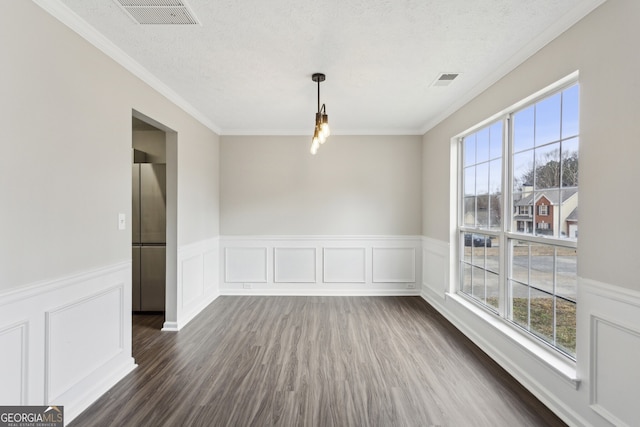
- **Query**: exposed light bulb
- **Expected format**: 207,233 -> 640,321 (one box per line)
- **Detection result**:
311,125 -> 320,154
318,129 -> 327,144
320,121 -> 330,139
321,114 -> 330,135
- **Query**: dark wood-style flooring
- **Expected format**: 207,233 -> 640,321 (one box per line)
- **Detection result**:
70,296 -> 567,426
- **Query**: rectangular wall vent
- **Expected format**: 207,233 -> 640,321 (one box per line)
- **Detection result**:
431,73 -> 460,87
114,0 -> 200,25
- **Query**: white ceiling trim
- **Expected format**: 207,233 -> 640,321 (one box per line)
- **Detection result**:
222,128 -> 424,137
419,0 -> 607,135
32,0 -> 222,135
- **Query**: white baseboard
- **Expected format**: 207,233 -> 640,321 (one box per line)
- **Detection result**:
172,291 -> 220,330
221,288 -> 420,296
161,321 -> 179,332
62,357 -> 137,422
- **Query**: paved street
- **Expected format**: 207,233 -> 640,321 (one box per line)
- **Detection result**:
463,243 -> 577,300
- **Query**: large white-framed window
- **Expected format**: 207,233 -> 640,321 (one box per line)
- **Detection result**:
460,120 -> 503,312
458,77 -> 579,358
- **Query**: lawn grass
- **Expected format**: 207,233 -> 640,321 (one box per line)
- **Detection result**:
513,297 -> 576,355
484,296 -> 576,355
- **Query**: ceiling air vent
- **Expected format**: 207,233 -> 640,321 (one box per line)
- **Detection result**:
114,0 -> 200,25
431,73 -> 460,87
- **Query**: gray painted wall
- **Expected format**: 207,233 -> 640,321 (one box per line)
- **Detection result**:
0,1 -> 220,291
422,0 -> 640,292
220,135 -> 423,235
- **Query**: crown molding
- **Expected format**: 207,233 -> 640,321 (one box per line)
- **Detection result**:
221,128 -> 424,136
32,0 -> 222,135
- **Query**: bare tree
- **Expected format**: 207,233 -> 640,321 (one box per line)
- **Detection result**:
517,149 -> 578,190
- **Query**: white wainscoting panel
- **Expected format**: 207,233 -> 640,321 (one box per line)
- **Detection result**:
274,248 -> 316,283
372,248 -> 415,283
581,278 -> 640,427
323,248 -> 366,283
0,322 -> 28,405
220,236 -> 422,295
181,254 -> 204,308
590,316 -> 640,427
421,237 -> 450,299
203,248 -> 219,293
46,285 -> 124,403
168,238 -> 221,331
225,247 -> 268,283
0,262 -> 136,424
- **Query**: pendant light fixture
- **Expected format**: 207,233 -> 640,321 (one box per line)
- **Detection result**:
310,73 -> 330,155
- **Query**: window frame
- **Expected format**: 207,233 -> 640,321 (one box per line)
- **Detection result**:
538,204 -> 548,216
456,75 -> 579,360
458,116 -> 507,313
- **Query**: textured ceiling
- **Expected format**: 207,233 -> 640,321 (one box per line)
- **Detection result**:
38,0 -> 604,135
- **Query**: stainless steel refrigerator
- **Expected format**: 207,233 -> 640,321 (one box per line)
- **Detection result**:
132,163 -> 166,312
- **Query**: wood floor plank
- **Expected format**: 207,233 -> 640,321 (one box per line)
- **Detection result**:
70,296 -> 567,427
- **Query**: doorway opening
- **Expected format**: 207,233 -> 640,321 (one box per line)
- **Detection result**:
131,111 -> 177,331
132,116 -> 166,315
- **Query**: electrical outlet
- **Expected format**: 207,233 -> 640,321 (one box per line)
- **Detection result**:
243,283 -> 252,289
407,283 -> 416,289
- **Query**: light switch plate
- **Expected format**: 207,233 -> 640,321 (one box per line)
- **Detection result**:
118,213 -> 126,230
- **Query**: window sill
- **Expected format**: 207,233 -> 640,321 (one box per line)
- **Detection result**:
445,292 -> 580,389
